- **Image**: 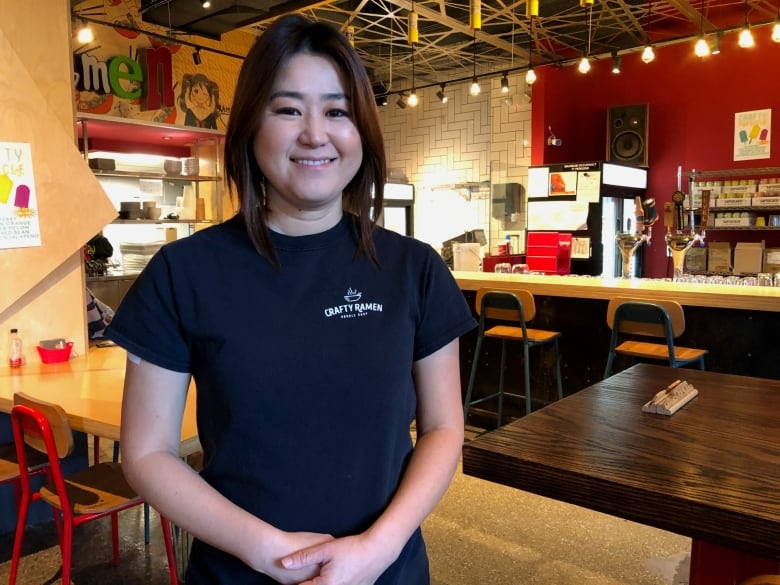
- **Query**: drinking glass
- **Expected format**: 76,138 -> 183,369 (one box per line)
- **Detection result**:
494,262 -> 511,273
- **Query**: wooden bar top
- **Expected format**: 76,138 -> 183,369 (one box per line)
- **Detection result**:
462,364 -> 780,559
0,345 -> 200,456
453,270 -> 780,312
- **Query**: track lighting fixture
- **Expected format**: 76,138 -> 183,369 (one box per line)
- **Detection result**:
76,20 -> 94,44
501,72 -> 509,93
712,30 -> 723,54
193,47 -> 202,65
436,84 -> 448,103
611,53 -> 622,74
396,95 -> 408,109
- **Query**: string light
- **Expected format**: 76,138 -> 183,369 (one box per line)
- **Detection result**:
694,0 -> 710,56
76,20 -> 94,43
470,31 -> 480,95
641,1 -> 655,63
525,16 -> 536,85
738,0 -> 754,47
578,1 -> 593,74
773,0 -> 780,42
407,7 -> 418,106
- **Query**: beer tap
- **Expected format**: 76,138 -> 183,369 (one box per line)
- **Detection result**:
665,189 -> 709,281
615,196 -> 653,279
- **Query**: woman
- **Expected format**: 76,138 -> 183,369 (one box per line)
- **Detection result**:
107,14 -> 475,585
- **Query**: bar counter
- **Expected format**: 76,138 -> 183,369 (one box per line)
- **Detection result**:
453,271 -> 780,312
452,271 -> 780,423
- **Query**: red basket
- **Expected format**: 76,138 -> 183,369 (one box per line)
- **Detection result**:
36,342 -> 74,364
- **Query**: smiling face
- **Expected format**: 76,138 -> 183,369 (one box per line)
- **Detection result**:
253,52 -> 363,233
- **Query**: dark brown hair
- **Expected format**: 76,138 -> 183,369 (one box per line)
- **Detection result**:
224,14 -> 386,267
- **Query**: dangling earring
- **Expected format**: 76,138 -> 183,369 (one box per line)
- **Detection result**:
260,176 -> 267,208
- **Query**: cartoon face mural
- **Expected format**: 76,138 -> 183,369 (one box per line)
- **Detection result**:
178,73 -> 221,129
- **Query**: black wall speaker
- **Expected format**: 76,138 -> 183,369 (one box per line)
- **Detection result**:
606,103 -> 649,166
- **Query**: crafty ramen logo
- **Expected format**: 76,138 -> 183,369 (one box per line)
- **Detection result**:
324,288 -> 383,320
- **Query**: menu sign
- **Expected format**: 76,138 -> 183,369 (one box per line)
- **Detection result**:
0,142 -> 41,249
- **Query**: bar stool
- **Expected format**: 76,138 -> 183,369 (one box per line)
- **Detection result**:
463,287 -> 563,427
604,297 -> 708,379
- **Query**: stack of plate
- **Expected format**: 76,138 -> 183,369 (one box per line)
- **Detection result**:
119,201 -> 142,219
120,241 -> 164,272
182,157 -> 200,176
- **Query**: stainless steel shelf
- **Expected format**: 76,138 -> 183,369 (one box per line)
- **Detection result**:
92,169 -> 221,182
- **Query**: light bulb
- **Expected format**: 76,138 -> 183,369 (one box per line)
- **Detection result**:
578,57 -> 590,74
738,26 -> 754,48
470,77 -> 481,96
525,67 -> 536,85
694,36 -> 710,57
77,25 -> 94,44
641,44 -> 655,63
407,90 -> 418,107
773,21 -> 780,42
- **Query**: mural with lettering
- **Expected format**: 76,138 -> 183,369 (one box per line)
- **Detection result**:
73,0 -> 243,129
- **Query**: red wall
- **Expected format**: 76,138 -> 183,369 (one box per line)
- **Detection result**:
532,31 -> 780,277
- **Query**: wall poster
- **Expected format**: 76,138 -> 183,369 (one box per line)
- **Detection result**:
734,109 -> 771,161
0,142 -> 41,249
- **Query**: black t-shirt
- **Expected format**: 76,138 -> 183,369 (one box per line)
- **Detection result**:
106,214 -> 476,584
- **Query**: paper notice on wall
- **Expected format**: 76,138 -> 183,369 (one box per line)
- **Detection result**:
527,201 -> 589,231
0,142 -> 41,249
734,109 -> 771,161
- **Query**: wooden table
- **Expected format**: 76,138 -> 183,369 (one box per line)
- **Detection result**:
0,345 -> 200,456
462,364 -> 780,584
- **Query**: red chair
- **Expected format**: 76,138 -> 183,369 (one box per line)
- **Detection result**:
0,441 -> 49,512
9,392 -> 178,585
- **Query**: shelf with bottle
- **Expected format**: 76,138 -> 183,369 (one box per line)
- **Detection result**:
680,166 -> 780,231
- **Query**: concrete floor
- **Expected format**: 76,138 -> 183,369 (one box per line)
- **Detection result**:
0,430 -> 691,585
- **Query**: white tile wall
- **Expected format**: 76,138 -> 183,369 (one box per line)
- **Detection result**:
378,74 -> 532,253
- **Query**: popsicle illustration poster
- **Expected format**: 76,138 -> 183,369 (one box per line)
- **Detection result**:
0,142 -> 42,249
734,109 -> 771,161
